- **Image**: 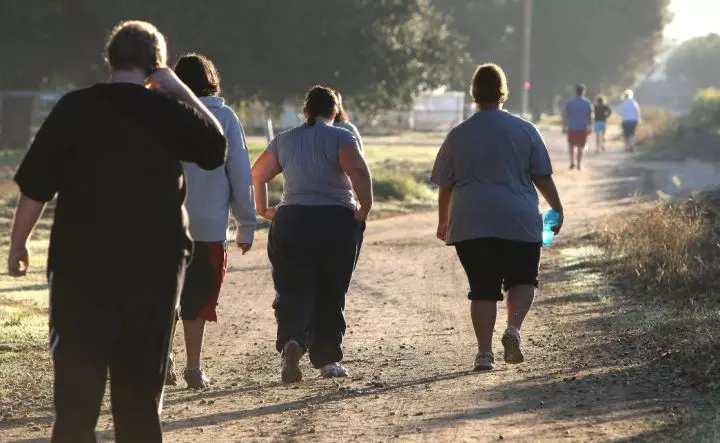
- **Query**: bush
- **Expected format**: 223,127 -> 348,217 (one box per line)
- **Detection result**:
598,190 -> 720,386
373,174 -> 435,201
690,88 -> 720,128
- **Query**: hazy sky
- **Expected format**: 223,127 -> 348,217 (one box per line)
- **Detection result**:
665,0 -> 719,41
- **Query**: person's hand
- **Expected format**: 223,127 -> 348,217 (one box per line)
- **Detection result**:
354,206 -> 370,222
436,220 -> 449,242
147,68 -> 189,98
235,232 -> 253,255
8,246 -> 29,277
587,125 -> 593,135
260,207 -> 276,221
551,210 -> 564,235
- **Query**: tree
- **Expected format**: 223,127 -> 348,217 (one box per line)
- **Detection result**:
665,33 -> 720,91
0,0 -> 465,148
433,0 -> 672,116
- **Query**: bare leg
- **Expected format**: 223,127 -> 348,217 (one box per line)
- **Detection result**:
471,300 -> 497,353
183,319 -> 206,369
506,285 -> 536,330
568,144 -> 576,168
577,146 -> 584,170
595,132 -> 601,152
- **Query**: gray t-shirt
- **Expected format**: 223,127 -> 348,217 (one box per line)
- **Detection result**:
430,110 -> 553,244
267,120 -> 359,209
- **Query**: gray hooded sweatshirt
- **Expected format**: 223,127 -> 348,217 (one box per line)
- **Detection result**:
183,96 -> 256,243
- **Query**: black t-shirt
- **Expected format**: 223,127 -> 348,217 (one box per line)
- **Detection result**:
594,104 -> 612,122
14,83 -> 227,276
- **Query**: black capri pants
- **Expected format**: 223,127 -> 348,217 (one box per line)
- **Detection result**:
454,237 -> 541,301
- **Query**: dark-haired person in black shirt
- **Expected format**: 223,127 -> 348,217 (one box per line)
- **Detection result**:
7,20 -> 226,443
593,96 -> 612,153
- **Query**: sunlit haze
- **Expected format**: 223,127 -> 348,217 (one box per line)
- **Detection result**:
665,0 -> 720,41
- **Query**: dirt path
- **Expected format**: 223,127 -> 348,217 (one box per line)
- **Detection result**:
4,129 -> 718,442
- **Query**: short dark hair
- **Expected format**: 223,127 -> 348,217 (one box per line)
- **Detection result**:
576,84 -> 587,96
174,53 -> 221,97
105,20 -> 167,76
470,63 -> 509,104
334,90 -> 349,123
596,95 -> 606,105
304,86 -> 338,126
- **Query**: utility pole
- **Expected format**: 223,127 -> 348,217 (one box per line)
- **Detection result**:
520,0 -> 533,118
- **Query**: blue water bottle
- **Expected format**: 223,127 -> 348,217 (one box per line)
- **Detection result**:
542,209 -> 560,247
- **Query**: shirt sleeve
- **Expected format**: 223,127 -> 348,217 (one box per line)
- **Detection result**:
430,135 -> 455,188
224,111 -> 257,244
347,122 -> 364,153
156,96 -> 227,170
13,94 -> 72,203
529,124 -> 553,177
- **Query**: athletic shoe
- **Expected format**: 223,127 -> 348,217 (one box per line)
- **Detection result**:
569,164 -> 576,170
281,340 -> 304,383
474,351 -> 495,371
502,327 -> 525,364
165,353 -> 178,386
320,363 -> 349,378
184,368 -> 210,390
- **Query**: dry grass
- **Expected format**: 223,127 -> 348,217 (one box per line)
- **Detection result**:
597,193 -> 720,388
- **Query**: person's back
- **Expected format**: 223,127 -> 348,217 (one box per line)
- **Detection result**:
438,109 -> 551,243
23,83 -> 225,276
269,120 -> 357,210
565,95 -> 593,130
618,97 -> 641,122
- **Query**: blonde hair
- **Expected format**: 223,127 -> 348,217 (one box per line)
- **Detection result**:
623,89 -> 634,99
105,20 -> 167,75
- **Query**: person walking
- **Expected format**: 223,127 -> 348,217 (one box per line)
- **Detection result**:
618,89 -> 642,152
7,21 -> 226,442
252,86 -> 372,383
562,84 -> 594,170
431,63 -> 563,372
333,91 -> 363,152
593,95 -> 612,153
164,53 -> 256,390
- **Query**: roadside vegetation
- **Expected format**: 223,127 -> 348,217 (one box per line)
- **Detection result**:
591,189 -> 720,440
638,88 -> 720,162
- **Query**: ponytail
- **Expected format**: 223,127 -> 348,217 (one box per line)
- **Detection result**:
303,85 -> 338,127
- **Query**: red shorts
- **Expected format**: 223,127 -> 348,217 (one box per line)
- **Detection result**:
567,130 -> 589,147
180,241 -> 227,322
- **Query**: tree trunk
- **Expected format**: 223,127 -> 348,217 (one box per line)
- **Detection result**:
0,94 -> 34,150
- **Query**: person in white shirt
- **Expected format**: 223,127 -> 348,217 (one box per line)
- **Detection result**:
617,89 -> 641,152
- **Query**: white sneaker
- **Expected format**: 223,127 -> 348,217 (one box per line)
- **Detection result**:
320,363 -> 349,378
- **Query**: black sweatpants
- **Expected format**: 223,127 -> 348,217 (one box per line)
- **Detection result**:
48,264 -> 184,443
268,205 -> 364,368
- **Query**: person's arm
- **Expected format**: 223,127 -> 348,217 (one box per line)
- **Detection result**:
430,135 -> 455,242
528,124 -> 563,233
149,68 -> 227,170
8,196 -> 46,276
225,114 -> 257,252
437,187 -> 452,241
533,175 -> 564,233
9,94 -> 69,276
251,150 -> 282,221
338,140 -> 373,221
561,103 -> 569,133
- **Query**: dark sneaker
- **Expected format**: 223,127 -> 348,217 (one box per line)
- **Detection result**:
474,351 -> 495,371
502,327 -> 525,364
183,368 -> 211,390
165,353 -> 178,386
320,363 -> 349,378
281,340 -> 303,383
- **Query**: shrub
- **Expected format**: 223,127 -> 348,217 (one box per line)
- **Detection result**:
690,88 -> 720,128
373,174 -> 435,201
